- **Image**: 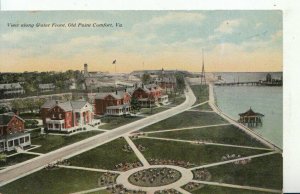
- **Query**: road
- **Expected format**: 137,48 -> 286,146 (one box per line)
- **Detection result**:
0,80 -> 196,187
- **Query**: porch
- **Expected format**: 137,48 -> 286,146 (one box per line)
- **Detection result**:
0,133 -> 31,152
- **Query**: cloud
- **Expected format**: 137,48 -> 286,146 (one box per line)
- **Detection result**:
215,19 -> 241,34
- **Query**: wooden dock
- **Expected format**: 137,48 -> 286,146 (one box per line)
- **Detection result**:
214,81 -> 282,86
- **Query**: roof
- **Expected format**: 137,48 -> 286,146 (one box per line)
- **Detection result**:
41,100 -> 90,111
38,83 -> 55,89
0,132 -> 29,141
0,113 -> 24,126
239,108 -> 264,117
0,83 -> 23,90
95,91 -> 129,100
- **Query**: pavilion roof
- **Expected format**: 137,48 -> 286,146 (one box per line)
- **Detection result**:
239,108 -> 264,117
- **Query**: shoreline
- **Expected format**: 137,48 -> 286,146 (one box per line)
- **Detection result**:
208,83 -> 282,153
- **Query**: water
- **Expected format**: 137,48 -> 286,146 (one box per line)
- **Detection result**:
213,72 -> 283,148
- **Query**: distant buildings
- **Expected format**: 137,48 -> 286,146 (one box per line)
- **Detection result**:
0,83 -> 25,96
38,83 -> 56,93
259,73 -> 282,86
94,90 -> 131,116
41,100 -> 95,133
0,113 -> 31,152
132,84 -> 168,107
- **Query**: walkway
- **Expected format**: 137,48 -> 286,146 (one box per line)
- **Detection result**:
189,151 -> 278,170
58,165 -> 121,174
140,123 -> 231,134
141,136 -> 274,151
124,136 -> 150,167
191,180 -> 282,193
70,187 -> 108,194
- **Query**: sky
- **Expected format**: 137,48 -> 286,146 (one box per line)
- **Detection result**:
0,11 -> 282,73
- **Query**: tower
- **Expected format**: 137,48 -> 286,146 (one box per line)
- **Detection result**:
200,49 -> 206,85
84,63 -> 88,77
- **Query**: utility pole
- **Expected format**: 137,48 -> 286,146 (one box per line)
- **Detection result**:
200,49 -> 206,85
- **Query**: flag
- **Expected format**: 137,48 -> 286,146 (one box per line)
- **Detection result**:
112,59 -> 116,64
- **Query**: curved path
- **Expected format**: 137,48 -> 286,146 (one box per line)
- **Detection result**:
0,80 -> 196,187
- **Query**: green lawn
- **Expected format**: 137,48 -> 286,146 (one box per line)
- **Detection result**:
189,185 -> 278,194
69,138 -> 140,170
0,168 -> 103,194
0,153 -> 37,168
87,191 -> 111,194
31,131 -> 103,153
192,102 -> 213,111
148,125 -> 266,148
191,85 -> 209,105
139,107 -> 169,115
203,154 -> 282,190
133,138 -> 268,166
100,116 -> 141,130
141,111 -> 228,132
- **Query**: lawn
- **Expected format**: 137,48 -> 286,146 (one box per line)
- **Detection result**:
192,102 -> 213,111
69,137 -> 140,170
139,107 -> 169,115
132,138 -> 268,166
203,153 -> 283,190
189,185 -> 278,194
140,111 -> 228,132
0,168 -> 103,194
100,116 -> 141,130
87,191 -> 111,194
148,125 -> 266,148
0,153 -> 37,168
31,131 -> 103,153
190,85 -> 209,105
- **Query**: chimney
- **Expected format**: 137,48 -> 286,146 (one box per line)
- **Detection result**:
115,90 -> 118,95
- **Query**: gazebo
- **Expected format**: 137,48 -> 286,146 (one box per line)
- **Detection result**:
238,108 -> 264,127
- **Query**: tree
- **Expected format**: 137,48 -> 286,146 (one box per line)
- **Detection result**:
175,73 -> 186,94
130,96 -> 141,113
0,105 -> 10,114
36,98 -> 47,109
10,99 -> 25,113
141,73 -> 151,84
23,98 -> 36,113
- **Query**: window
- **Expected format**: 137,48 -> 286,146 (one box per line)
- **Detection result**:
8,140 -> 13,147
25,136 -> 29,142
20,137 -> 24,144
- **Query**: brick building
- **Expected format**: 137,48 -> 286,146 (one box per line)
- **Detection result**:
41,100 -> 95,133
132,84 -> 168,107
0,113 -> 31,152
94,90 -> 131,116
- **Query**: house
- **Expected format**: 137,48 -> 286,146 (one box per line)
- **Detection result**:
0,83 -> 25,96
94,90 -> 131,116
238,108 -> 264,127
132,84 -> 168,107
0,113 -> 31,152
154,77 -> 176,91
38,83 -> 56,93
41,100 -> 95,133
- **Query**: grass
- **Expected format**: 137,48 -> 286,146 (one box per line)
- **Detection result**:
203,153 -> 282,190
191,85 -> 209,105
192,102 -> 213,111
148,125 -> 266,148
68,137 -> 140,170
31,131 -> 103,153
100,116 -> 141,130
0,168 -> 103,194
87,191 -> 110,194
133,138 -> 268,166
0,153 -> 37,168
139,107 -> 169,115
140,111 -> 228,132
189,185 -> 278,194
